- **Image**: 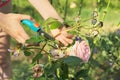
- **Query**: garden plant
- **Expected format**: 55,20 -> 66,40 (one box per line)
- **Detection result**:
10,0 -> 120,80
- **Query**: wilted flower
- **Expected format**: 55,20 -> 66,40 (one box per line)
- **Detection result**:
74,16 -> 81,22
97,21 -> 103,27
8,48 -> 20,57
91,19 -> 97,25
92,11 -> 98,17
91,30 -> 99,37
33,64 -> 44,78
49,49 -> 65,60
66,37 -> 91,62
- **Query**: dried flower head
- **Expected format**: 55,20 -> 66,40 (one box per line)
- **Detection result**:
8,48 -> 20,57
33,64 -> 44,78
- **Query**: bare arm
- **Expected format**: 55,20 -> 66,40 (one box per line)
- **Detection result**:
28,0 -> 63,23
28,0 -> 73,46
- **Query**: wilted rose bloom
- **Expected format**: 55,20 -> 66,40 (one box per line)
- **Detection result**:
49,49 -> 65,60
8,48 -> 20,57
66,40 -> 91,62
91,30 -> 99,37
33,64 -> 44,78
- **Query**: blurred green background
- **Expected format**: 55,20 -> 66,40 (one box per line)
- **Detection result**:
11,0 -> 120,80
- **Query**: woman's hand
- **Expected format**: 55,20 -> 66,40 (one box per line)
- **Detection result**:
50,26 -> 73,46
0,13 -> 32,43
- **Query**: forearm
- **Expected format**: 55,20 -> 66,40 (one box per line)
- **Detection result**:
29,0 -> 63,23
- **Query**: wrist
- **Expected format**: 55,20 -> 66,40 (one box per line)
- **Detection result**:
50,28 -> 60,37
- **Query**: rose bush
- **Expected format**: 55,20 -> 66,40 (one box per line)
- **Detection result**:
66,37 -> 91,62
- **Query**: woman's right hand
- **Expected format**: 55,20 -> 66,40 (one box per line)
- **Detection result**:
0,13 -> 33,44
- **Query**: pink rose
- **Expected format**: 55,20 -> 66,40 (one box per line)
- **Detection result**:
67,40 -> 91,62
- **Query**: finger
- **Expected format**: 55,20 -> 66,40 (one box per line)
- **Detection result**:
15,36 -> 26,44
18,31 -> 30,43
19,14 -> 33,21
62,36 -> 73,44
60,30 -> 73,38
16,24 -> 30,43
15,33 -> 29,44
20,33 -> 30,43
60,26 -> 66,31
66,34 -> 74,39
55,36 -> 68,46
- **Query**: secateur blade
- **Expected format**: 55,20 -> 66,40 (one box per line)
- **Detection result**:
38,29 -> 55,40
21,19 -> 54,40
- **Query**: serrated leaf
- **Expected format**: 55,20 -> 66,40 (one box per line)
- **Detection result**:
26,35 -> 45,44
59,63 -> 68,79
32,53 -> 43,63
43,17 -> 62,29
24,50 -> 32,56
74,69 -> 88,79
62,56 -> 82,66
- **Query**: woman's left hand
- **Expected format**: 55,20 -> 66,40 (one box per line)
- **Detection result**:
50,26 -> 73,46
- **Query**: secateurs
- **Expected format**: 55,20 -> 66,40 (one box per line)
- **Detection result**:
21,19 -> 54,40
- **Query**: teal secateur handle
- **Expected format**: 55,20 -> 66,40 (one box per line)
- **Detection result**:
21,19 -> 54,40
21,19 -> 40,32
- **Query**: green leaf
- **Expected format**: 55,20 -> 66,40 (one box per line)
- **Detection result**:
32,53 -> 43,63
50,21 -> 62,29
26,35 -> 45,44
62,56 -> 82,66
38,77 -> 46,80
44,17 -> 62,29
59,63 -> 68,79
44,61 -> 60,75
24,50 -> 32,56
74,69 -> 88,79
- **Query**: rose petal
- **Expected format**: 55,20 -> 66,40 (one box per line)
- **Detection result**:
66,40 -> 91,62
8,49 -> 14,52
74,40 -> 91,62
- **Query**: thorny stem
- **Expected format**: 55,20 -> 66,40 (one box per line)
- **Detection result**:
64,0 -> 68,21
101,0 -> 111,21
65,1 -> 111,33
25,47 -> 49,54
36,41 -> 48,64
78,0 -> 83,16
40,41 -> 48,53
65,16 -> 98,32
47,43 -> 58,49
110,53 -> 120,66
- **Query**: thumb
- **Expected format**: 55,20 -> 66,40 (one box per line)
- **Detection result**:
19,14 -> 33,21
